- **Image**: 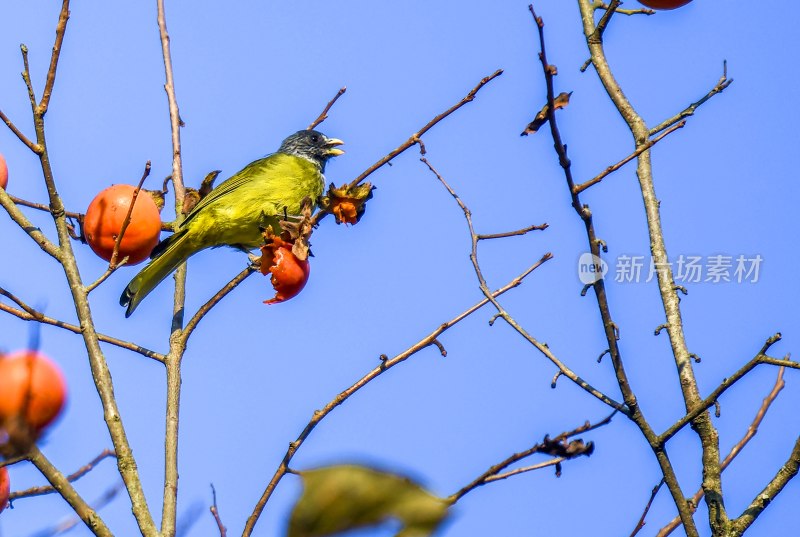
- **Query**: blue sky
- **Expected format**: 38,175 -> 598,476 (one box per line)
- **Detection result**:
0,1 -> 798,536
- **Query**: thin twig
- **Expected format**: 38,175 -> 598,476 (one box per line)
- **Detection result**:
7,195 -> 82,219
574,121 -> 685,194
591,0 -> 654,15
729,436 -> 800,536
0,109 -> 40,153
0,302 -> 165,362
31,483 -> 123,537
20,45 -> 37,113
27,446 -> 113,537
483,457 -> 564,483
477,223 -> 549,240
630,479 -> 665,537
449,412 -> 614,502
347,69 -> 503,189
84,260 -> 129,294
308,87 -> 347,130
593,0 -> 622,40
650,62 -> 733,136
421,154 -> 624,412
37,0 -> 70,116
0,286 -> 41,318
10,449 -> 116,500
0,189 -> 62,260
242,255 -> 552,536
658,334 -> 794,444
0,454 -> 28,470
109,161 -> 152,267
209,484 -> 227,537
430,338 -> 447,357
84,161 -> 151,293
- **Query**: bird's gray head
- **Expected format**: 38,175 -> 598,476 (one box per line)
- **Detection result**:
278,130 -> 344,172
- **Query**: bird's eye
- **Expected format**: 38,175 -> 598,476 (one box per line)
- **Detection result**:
310,134 -> 319,143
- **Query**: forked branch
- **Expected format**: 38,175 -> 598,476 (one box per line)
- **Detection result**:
243,248 -> 552,536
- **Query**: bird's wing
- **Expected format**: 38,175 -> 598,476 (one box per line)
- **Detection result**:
179,154 -> 278,229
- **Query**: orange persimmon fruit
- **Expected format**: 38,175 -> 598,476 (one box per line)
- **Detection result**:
0,350 -> 67,432
84,184 -> 161,265
260,240 -> 310,304
0,154 -> 8,190
0,467 -> 8,513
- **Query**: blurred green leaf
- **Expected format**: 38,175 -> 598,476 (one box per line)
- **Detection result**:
288,464 -> 450,537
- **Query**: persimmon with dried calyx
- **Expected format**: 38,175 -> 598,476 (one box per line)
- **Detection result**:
0,467 -> 8,513
322,182 -> 374,225
84,184 -> 162,265
260,234 -> 310,304
637,0 -> 692,9
0,153 -> 8,190
0,350 -> 67,432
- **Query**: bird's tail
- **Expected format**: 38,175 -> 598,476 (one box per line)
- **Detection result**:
120,230 -> 193,317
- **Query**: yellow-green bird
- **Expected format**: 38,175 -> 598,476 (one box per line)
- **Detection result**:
120,129 -> 344,317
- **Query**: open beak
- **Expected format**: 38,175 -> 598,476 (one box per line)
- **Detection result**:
325,138 -> 345,156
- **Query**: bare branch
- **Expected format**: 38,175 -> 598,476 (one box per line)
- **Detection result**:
0,286 -> 42,319
27,446 -> 113,537
657,367 -> 788,536
0,301 -> 165,362
477,222 -> 549,240
0,108 -> 40,153
308,86 -> 347,130
528,5 -> 639,414
11,449 -> 116,500
209,484 -> 227,537
730,436 -> 800,536
84,259 -> 129,294
421,154 -> 623,412
347,69 -> 503,189
574,121 -> 685,194
0,454 -> 28,470
449,412 -> 614,503
242,253 -> 551,536
7,194 -> 82,220
30,484 -> 122,537
109,162 -> 152,267
0,188 -> 62,260
37,0 -> 71,115
650,61 -> 733,136
483,457 -> 564,483
156,1 -> 186,204
593,0 -> 621,39
157,1 -> 189,534
84,162 -> 152,293
591,0 -> 654,16
430,338 -> 447,357
547,3 -> 712,533
658,335 -> 795,444
20,45 -> 37,113
630,480 -> 665,537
